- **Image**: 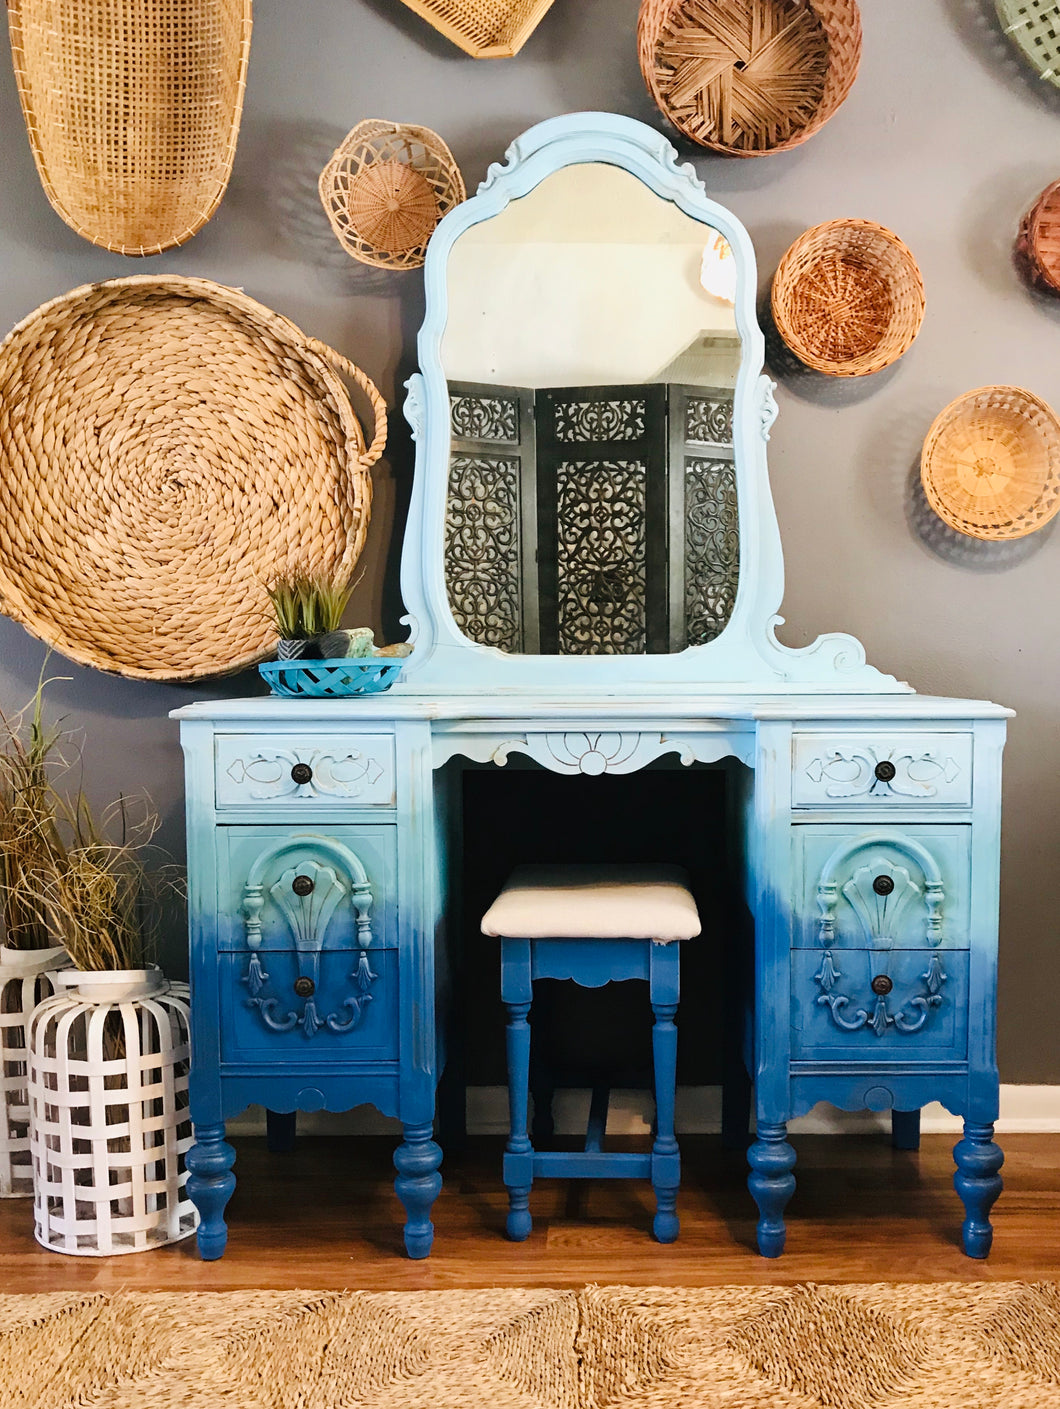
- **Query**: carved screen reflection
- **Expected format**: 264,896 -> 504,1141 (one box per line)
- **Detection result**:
442,163 -> 742,656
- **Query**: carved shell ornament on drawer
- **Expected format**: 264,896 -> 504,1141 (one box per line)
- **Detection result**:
804,746 -> 962,800
225,748 -> 384,799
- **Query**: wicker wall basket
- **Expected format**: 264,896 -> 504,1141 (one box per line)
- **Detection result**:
0,276 -> 386,681
921,386 -> 1060,541
8,0 -> 252,256
320,120 -> 466,271
637,0 -> 863,156
1016,178 -> 1060,294
994,0 -> 1060,88
771,219 -> 926,376
396,0 -> 555,57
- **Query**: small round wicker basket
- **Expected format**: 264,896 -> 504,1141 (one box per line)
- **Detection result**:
771,219 -> 926,376
320,120 -> 466,271
921,386 -> 1060,541
1016,179 -> 1060,295
0,276 -> 386,681
638,0 -> 862,157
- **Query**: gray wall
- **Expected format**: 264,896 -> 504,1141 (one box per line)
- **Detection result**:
0,0 -> 1056,1080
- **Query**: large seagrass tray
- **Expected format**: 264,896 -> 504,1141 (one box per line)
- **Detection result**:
638,0 -> 862,156
0,276 -> 386,681
396,0 -> 554,57
8,0 -> 252,255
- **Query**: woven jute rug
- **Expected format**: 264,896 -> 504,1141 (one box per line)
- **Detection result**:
2,1282 -> 1059,1408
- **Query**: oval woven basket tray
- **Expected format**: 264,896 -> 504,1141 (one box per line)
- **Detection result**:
921,385 -> 1060,540
638,0 -> 862,156
8,0 -> 252,255
0,276 -> 386,681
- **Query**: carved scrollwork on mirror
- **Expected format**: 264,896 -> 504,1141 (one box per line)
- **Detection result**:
398,112 -> 905,694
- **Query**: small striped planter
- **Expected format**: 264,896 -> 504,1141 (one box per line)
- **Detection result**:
28,968 -> 198,1254
0,945 -> 69,1197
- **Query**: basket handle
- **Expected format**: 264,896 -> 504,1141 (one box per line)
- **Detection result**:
306,339 -> 389,472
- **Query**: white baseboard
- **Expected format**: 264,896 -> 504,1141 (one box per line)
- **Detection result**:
227,1084 -> 1060,1138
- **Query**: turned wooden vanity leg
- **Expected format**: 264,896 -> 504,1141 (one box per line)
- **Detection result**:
649,943 -> 680,1243
394,1122 -> 443,1260
186,1122 -> 237,1261
891,1108 -> 921,1151
748,1121 -> 796,1258
954,1121 -> 1004,1258
503,996 -> 534,1241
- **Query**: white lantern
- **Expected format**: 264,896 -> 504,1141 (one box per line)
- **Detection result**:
28,968 -> 198,1254
0,944 -> 69,1197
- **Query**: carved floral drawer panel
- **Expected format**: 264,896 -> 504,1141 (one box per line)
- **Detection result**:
791,949 -> 969,1062
792,825 -> 971,950
218,949 -> 399,1064
791,732 -> 973,808
216,826 -> 398,952
214,733 -> 396,808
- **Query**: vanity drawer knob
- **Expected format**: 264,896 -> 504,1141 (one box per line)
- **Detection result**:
872,874 -> 895,896
291,762 -> 313,785
292,874 -> 315,897
293,976 -> 315,998
871,975 -> 893,996
874,760 -> 896,782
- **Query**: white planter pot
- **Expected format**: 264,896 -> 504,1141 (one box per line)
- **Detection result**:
28,966 -> 198,1254
0,945 -> 69,1198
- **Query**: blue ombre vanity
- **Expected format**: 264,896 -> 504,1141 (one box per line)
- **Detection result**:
174,113 -> 1010,1262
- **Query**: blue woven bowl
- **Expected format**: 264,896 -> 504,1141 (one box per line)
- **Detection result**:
258,658 -> 405,698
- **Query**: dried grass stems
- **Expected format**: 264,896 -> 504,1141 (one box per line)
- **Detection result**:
266,568 -> 361,640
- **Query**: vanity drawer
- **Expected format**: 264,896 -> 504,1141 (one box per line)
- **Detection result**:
791,948 -> 968,1063
219,948 -> 399,1065
217,825 -> 398,952
214,733 -> 396,808
792,732 -> 973,808
793,824 -> 971,950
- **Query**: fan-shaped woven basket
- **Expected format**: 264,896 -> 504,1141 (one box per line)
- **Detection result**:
771,219 -> 925,376
994,0 -> 1060,87
320,121 -> 466,271
1016,178 -> 1060,294
8,0 -> 252,256
638,0 -> 862,156
0,276 -> 387,681
396,0 -> 555,57
921,386 -> 1060,541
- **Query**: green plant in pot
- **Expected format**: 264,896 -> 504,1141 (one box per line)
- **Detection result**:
266,569 -> 358,660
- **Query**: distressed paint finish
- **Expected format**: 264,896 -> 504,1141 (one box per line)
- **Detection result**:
173,115 -> 1011,1263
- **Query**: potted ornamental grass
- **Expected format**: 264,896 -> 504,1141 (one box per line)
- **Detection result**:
0,685 -> 71,1197
25,793 -> 198,1254
266,568 -> 358,659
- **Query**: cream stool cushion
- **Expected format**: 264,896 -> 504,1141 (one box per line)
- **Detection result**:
481,863 -> 700,943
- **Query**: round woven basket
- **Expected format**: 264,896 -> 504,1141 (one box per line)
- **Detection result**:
0,276 -> 386,681
395,0 -> 556,58
8,0 -> 252,256
637,0 -> 862,157
771,219 -> 926,376
994,0 -> 1060,88
320,120 -> 466,271
921,386 -> 1060,541
1016,179 -> 1060,295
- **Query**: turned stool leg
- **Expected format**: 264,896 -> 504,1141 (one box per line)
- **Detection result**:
501,938 -> 534,1241
650,943 -> 681,1243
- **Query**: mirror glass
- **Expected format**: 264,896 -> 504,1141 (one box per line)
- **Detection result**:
441,162 -> 742,656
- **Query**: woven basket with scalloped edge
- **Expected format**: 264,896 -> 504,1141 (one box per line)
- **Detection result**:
0,276 -> 386,681
8,0 -> 252,256
771,219 -> 925,376
921,386 -> 1060,540
320,120 -> 466,271
396,0 -> 554,57
638,0 -> 862,156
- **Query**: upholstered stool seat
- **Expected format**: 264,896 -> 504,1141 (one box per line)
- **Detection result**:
482,863 -> 700,1243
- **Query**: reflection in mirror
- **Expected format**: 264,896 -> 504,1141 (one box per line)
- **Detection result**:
441,163 -> 742,657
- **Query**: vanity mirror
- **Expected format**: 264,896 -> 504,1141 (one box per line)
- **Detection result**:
400,112 -> 902,693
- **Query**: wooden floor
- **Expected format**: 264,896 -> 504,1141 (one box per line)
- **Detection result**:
3,1133 -> 1060,1292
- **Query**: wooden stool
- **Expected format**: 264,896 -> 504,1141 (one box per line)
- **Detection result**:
481,863 -> 701,1243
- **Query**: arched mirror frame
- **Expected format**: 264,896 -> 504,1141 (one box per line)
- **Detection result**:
399,112 -> 904,695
